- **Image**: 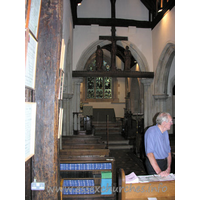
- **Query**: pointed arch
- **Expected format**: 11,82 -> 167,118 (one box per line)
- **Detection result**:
154,43 -> 175,95
75,40 -> 150,72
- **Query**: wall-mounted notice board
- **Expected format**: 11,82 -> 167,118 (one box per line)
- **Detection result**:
28,0 -> 41,38
25,33 -> 38,89
25,102 -> 36,161
25,0 -> 41,89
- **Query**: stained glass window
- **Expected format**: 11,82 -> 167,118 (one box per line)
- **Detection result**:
96,77 -> 103,98
86,60 -> 112,99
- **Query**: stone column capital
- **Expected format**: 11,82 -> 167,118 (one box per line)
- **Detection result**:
140,78 -> 153,86
63,93 -> 74,99
73,77 -> 83,84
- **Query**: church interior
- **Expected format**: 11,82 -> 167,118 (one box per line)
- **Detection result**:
25,0 -> 175,199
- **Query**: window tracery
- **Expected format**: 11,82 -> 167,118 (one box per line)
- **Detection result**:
86,60 -> 112,99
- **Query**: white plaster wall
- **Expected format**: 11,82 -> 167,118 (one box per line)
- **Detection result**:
116,0 -> 148,20
150,7 -> 175,128
152,7 -> 175,71
63,0 -> 73,53
73,0 -> 153,72
77,0 -> 148,20
77,0 -> 111,18
117,27 -> 153,71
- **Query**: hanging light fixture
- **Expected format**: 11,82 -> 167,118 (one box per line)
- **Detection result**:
77,0 -> 82,6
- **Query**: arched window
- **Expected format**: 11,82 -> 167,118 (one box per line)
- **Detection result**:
86,60 -> 112,99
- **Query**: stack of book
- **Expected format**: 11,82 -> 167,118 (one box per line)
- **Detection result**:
60,163 -> 112,170
63,179 -> 94,187
62,180 -> 95,195
62,187 -> 95,195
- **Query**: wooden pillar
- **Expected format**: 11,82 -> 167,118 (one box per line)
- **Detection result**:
32,0 -> 62,199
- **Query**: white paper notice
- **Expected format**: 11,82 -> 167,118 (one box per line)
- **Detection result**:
28,0 -> 41,37
25,33 -> 38,89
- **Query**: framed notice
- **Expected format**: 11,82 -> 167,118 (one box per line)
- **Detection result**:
28,0 -> 42,38
25,102 -> 36,161
25,33 -> 38,89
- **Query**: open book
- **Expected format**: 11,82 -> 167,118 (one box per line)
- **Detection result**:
138,173 -> 175,183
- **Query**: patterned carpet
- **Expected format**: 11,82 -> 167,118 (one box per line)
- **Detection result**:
109,149 -> 147,176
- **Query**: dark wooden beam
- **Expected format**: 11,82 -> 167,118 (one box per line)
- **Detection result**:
140,0 -> 155,11
72,71 -> 154,78
70,0 -> 77,27
76,18 -> 152,28
99,35 -> 128,41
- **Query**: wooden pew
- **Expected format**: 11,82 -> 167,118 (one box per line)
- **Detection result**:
62,144 -> 106,149
62,135 -> 102,140
60,135 -> 115,199
60,149 -> 110,158
60,157 -> 116,200
62,136 -> 103,144
118,168 -> 175,200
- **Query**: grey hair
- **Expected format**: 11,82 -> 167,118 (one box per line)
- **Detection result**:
156,112 -> 171,125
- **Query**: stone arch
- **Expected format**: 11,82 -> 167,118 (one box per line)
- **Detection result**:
117,40 -> 149,72
76,40 -> 111,70
154,43 -> 175,95
76,40 -> 149,72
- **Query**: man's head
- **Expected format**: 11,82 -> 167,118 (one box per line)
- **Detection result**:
156,112 -> 173,132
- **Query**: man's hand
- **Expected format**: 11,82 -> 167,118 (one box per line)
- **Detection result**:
158,170 -> 170,177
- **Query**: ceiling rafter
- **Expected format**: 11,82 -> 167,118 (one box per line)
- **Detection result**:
70,0 -> 175,29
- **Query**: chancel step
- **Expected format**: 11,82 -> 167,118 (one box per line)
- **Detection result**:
103,139 -> 132,150
93,120 -> 121,135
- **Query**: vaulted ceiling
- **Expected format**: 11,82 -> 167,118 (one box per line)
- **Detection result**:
70,0 -> 175,29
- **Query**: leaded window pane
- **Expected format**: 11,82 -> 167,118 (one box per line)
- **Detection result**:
96,77 -> 103,99
87,77 -> 95,98
104,77 -> 112,99
86,59 -> 112,99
